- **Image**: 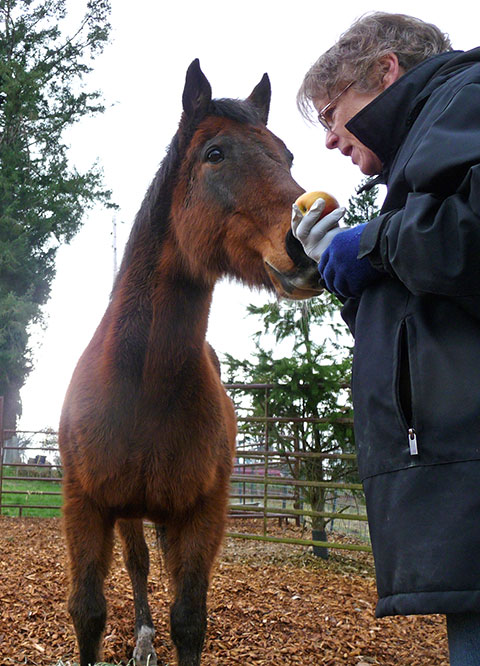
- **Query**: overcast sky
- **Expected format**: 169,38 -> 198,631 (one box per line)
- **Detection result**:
18,0 -> 480,430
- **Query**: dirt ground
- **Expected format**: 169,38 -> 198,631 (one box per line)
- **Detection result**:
0,517 -> 449,666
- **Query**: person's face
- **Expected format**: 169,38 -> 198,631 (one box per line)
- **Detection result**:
313,53 -> 403,176
314,86 -> 383,175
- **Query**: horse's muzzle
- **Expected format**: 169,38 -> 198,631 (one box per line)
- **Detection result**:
284,230 -> 315,270
264,260 -> 324,299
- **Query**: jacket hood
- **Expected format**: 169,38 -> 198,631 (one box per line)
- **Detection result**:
346,48 -> 480,173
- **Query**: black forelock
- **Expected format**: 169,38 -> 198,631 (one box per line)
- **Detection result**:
209,98 -> 266,126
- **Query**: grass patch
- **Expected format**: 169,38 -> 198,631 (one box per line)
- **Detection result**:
1,476 -> 62,517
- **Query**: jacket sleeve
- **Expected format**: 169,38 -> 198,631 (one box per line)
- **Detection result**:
358,83 -> 480,298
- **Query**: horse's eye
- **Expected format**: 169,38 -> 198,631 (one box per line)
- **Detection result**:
205,147 -> 224,164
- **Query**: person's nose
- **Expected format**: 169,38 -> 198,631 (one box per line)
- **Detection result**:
325,129 -> 338,150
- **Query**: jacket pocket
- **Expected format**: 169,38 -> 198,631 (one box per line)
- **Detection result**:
395,318 -> 419,456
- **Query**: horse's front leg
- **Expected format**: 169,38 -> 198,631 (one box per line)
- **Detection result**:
163,492 -> 228,666
117,518 -> 157,666
63,485 -> 115,666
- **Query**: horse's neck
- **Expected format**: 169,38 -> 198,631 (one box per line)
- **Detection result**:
145,268 -> 213,377
108,235 -> 213,385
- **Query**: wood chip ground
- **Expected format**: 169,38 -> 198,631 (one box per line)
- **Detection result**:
0,517 -> 448,665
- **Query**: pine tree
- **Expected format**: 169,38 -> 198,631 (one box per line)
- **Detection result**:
343,179 -> 381,227
224,298 -> 356,557
0,0 -> 114,430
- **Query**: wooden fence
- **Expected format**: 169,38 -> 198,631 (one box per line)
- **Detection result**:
0,390 -> 371,553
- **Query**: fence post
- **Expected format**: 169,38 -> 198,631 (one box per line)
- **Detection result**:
294,424 -> 301,527
263,386 -> 269,537
0,397 -> 4,516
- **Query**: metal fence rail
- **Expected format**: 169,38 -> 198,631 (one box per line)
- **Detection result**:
0,388 -> 371,552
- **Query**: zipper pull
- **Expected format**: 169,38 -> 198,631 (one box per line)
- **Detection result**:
408,428 -> 418,456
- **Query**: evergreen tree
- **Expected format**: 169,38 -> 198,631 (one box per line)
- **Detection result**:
0,0 -> 114,430
225,298 -> 356,555
343,180 -> 382,227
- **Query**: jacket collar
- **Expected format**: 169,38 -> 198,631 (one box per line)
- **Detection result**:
345,50 -> 468,178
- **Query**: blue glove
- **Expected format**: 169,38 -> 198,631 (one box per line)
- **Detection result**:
318,223 -> 382,298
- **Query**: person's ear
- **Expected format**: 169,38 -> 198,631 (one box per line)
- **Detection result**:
380,53 -> 403,89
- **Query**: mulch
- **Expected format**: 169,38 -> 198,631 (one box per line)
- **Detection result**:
0,516 -> 449,665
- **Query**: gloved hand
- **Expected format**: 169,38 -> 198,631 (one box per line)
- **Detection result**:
318,223 -> 383,298
291,198 -> 346,263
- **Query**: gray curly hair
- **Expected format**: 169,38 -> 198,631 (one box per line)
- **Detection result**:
297,12 -> 452,121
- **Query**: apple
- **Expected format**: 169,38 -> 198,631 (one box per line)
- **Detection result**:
294,191 -> 339,216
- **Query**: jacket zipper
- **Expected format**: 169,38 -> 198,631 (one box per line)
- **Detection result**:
408,427 -> 418,456
398,319 -> 419,457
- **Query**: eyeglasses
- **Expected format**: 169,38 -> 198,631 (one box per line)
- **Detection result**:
317,81 -> 355,132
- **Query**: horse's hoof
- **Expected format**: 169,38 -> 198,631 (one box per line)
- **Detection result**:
133,625 -> 158,666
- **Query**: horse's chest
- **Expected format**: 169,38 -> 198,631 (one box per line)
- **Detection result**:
140,433 -> 231,516
136,395 -> 235,512
79,368 -> 236,514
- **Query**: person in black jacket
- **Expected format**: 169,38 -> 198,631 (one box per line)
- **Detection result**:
292,12 -> 480,666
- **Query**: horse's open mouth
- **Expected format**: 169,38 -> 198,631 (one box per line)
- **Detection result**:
264,261 -> 324,300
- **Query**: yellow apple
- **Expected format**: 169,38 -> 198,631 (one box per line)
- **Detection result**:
295,191 -> 339,216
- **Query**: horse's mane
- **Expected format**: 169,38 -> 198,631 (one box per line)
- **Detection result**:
111,98 -> 264,296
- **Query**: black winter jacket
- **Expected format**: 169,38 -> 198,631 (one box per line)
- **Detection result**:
342,48 -> 480,618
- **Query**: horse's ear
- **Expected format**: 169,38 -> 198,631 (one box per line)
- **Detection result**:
247,73 -> 271,125
182,59 -> 212,121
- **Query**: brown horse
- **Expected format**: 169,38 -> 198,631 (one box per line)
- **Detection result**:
59,59 -> 321,666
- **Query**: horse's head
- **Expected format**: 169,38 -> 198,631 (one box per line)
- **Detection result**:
169,60 -> 322,300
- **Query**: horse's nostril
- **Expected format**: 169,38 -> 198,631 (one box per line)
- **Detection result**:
285,230 -> 316,269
